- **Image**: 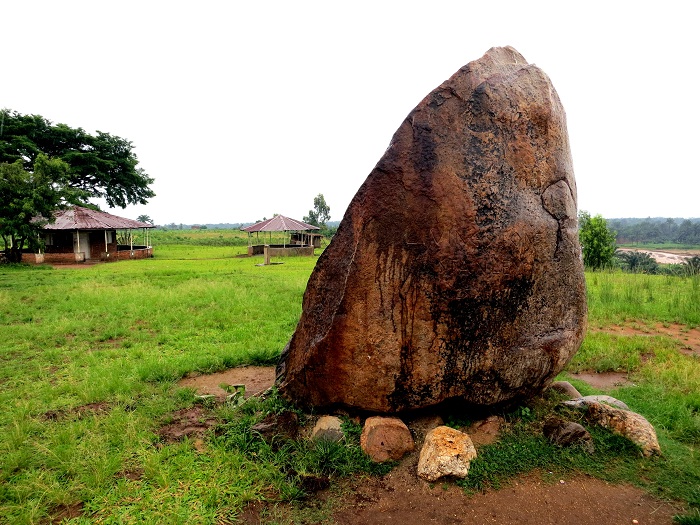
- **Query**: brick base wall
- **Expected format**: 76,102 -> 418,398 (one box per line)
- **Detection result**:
247,245 -> 315,257
22,247 -> 153,265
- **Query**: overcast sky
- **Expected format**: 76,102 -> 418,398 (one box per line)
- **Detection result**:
3,1 -> 697,225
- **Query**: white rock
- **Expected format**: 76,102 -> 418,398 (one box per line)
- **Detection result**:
417,426 -> 477,482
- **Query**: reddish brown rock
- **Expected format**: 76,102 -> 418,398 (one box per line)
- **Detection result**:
543,417 -> 594,453
277,46 -> 587,413
360,416 -> 414,462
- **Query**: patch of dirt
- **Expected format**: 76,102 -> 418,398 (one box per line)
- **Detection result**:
240,455 -> 682,525
157,406 -> 217,444
569,371 -> 633,390
44,502 -> 84,524
117,467 -> 144,481
465,415 -> 504,447
42,402 -> 111,421
332,468 -> 681,525
177,365 -> 276,401
592,322 -> 700,357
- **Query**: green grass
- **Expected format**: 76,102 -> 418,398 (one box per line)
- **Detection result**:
1,253 -> 700,523
0,253 -> 316,524
586,270 -> 700,327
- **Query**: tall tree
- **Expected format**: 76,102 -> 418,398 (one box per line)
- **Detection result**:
0,109 -> 154,208
0,155 -> 85,262
578,211 -> 616,270
303,193 -> 330,227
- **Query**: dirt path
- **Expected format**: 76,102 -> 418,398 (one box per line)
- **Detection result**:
332,464 -> 680,525
179,365 -> 686,524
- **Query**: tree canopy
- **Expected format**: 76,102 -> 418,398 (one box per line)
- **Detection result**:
0,155 -> 86,262
0,109 -> 154,208
608,217 -> 700,245
615,250 -> 659,274
303,193 -> 331,228
578,211 -> 617,270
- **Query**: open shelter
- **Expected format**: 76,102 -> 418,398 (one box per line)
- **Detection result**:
23,206 -> 155,264
241,215 -> 321,257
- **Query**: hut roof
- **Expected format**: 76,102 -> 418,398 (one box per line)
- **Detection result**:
44,206 -> 155,230
241,215 -> 320,233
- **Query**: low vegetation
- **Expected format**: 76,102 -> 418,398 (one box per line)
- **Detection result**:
0,235 -> 699,523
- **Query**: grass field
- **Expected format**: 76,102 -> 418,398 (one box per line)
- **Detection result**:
1,237 -> 699,524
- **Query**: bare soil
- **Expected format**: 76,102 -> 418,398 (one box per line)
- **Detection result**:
240,443 -> 682,525
178,365 -> 686,524
616,248 -> 694,265
46,502 -> 84,524
592,322 -> 700,357
569,371 -> 632,390
177,365 -> 276,401
330,464 -> 681,525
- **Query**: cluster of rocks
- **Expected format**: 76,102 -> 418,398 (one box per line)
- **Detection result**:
547,381 -> 661,457
248,380 -> 660,488
310,414 -> 478,482
313,383 -> 659,474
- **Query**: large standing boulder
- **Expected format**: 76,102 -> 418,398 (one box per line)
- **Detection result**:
277,46 -> 587,413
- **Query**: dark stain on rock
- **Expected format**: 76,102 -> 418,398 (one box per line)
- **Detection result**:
411,122 -> 438,176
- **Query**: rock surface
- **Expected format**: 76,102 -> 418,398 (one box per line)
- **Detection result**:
583,402 -> 661,457
310,415 -> 344,442
543,417 -> 594,453
417,426 -> 477,481
580,395 -> 629,410
251,411 -> 300,442
563,395 -> 630,411
360,416 -> 415,462
549,380 -> 582,400
277,46 -> 587,413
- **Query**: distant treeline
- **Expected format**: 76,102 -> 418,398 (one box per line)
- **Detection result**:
158,220 -> 341,231
608,217 -> 700,245
160,223 -> 249,230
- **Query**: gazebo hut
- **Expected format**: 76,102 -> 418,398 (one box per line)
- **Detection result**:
24,206 -> 155,264
242,215 -> 321,257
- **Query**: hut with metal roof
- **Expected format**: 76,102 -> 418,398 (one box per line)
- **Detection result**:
23,206 -> 155,264
241,215 -> 321,257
